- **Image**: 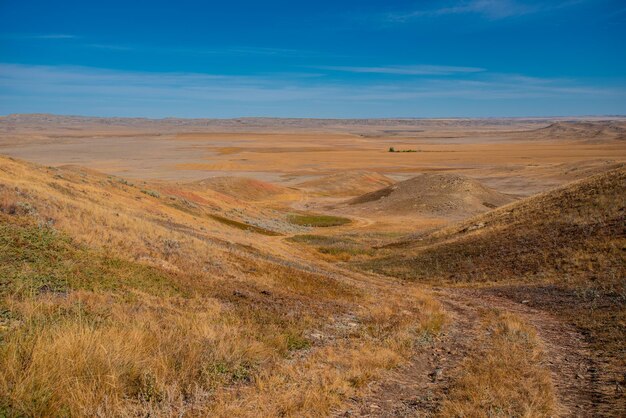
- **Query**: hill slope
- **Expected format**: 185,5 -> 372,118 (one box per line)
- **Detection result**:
363,168 -> 625,284
0,155 -> 443,417
297,171 -> 395,197
193,176 -> 297,201
347,173 -> 515,217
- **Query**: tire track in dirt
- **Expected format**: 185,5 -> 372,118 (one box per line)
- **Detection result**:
436,288 -> 607,417
335,289 -> 481,417
337,286 -> 608,417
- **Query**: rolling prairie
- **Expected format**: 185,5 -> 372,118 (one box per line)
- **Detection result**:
1,115 -> 625,417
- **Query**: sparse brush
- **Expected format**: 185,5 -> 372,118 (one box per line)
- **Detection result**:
141,189 -> 160,198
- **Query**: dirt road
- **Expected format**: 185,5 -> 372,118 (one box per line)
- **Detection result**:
338,287 -> 610,417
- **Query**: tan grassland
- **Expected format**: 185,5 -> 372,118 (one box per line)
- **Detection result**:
0,115 -> 624,416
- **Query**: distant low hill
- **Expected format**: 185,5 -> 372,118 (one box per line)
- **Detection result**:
529,121 -> 626,142
346,173 -> 515,218
297,171 -> 395,197
193,176 -> 297,201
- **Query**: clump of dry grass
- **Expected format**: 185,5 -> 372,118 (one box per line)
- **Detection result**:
440,311 -> 557,417
207,290 -> 446,417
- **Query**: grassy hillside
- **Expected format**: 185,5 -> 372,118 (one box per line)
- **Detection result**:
193,176 -> 298,202
296,171 -> 395,197
359,167 -> 625,288
0,156 -> 444,417
355,167 -> 626,407
2,153 -> 622,415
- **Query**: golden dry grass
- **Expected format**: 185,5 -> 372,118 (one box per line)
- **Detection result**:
440,311 -> 557,417
0,155 -> 445,417
359,167 -> 625,289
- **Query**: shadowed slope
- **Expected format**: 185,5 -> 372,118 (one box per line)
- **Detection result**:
362,167 -> 625,286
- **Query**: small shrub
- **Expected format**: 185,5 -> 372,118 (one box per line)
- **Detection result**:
162,238 -> 180,258
141,189 -> 160,198
286,333 -> 311,351
388,147 -> 418,153
1,201 -> 37,216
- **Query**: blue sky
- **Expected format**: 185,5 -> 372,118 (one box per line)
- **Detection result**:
0,0 -> 625,118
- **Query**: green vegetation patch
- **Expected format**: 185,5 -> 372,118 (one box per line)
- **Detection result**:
388,147 -> 418,153
0,215 -> 181,298
287,214 -> 351,227
208,214 -> 281,236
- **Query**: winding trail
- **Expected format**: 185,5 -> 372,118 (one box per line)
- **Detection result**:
336,288 -> 480,417
438,288 -> 604,417
283,190 -> 614,416
337,287 -> 607,417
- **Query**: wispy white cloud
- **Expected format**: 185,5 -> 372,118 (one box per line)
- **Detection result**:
79,42 -> 327,58
84,43 -> 135,51
0,63 -> 621,117
387,0 -> 585,22
34,34 -> 77,39
1,33 -> 326,58
313,64 -> 485,76
0,33 -> 78,40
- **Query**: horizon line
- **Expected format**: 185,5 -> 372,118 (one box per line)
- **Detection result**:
2,112 -> 626,121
